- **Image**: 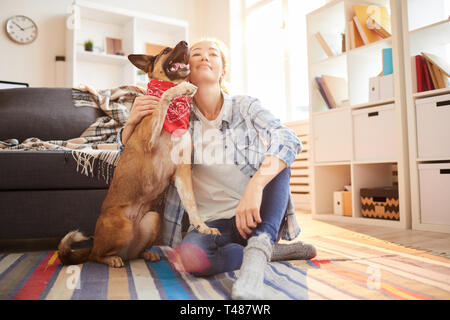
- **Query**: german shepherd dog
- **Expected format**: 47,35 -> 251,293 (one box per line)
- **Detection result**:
58,40 -> 220,268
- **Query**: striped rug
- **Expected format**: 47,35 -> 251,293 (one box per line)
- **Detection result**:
1,235 -> 449,300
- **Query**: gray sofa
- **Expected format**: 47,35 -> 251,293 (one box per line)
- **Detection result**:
0,88 -> 112,251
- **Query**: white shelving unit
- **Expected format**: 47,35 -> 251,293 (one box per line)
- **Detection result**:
66,0 -> 189,89
307,0 -> 412,229
401,0 -> 450,233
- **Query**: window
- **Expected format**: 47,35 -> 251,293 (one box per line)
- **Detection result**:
241,0 -> 326,122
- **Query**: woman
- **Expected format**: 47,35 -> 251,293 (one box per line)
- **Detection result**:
118,38 -> 316,300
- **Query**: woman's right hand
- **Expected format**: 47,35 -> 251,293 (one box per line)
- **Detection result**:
121,95 -> 160,145
126,95 -> 160,127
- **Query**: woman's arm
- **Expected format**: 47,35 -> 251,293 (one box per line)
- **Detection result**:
117,95 -> 160,148
235,154 -> 286,239
235,97 -> 302,239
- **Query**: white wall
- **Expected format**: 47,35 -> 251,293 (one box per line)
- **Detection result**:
0,0 -> 231,87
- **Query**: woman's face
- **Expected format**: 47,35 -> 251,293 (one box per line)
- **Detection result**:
189,41 -> 224,87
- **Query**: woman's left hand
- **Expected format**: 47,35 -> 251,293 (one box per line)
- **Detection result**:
235,182 -> 264,239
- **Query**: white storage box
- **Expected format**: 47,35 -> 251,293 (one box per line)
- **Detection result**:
313,109 -> 352,162
352,104 -> 397,161
418,163 -> 450,226
416,93 -> 450,159
333,191 -> 352,216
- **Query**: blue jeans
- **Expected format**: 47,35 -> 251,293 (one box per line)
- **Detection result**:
179,167 -> 291,276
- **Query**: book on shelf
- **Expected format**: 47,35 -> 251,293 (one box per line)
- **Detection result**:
414,52 -> 449,92
315,77 -> 332,109
314,32 -> 336,58
382,48 -> 393,76
321,75 -> 348,108
421,52 -> 450,78
348,20 -> 364,50
353,5 -> 386,45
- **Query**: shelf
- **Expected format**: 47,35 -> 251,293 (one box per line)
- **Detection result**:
347,37 -> 392,56
311,52 -> 347,67
416,158 -> 450,163
409,19 -> 450,54
413,87 -> 450,99
314,161 -> 351,166
312,105 -> 351,116
352,160 -> 397,165
350,98 -> 395,110
76,51 -> 128,65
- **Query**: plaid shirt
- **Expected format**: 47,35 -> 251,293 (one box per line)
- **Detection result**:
117,91 -> 302,247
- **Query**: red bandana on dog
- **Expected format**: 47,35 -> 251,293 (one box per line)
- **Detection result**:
147,80 -> 192,137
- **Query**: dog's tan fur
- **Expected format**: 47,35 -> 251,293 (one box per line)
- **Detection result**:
58,41 -> 219,267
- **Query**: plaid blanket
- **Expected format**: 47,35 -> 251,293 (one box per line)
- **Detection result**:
0,84 -> 146,183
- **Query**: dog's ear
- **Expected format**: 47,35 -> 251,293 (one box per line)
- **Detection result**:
128,54 -> 156,73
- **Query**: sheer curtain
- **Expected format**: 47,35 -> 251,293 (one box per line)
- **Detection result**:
243,0 -> 326,122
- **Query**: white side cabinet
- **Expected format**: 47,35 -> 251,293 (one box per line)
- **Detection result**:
307,0 -> 411,229
402,0 -> 450,233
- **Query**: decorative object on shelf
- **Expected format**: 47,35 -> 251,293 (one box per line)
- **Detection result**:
5,15 -> 38,44
341,32 -> 346,53
366,6 -> 391,39
105,37 -> 124,55
333,191 -> 352,217
66,3 -> 80,30
360,186 -> 399,221
352,5 -> 385,45
84,40 -> 93,52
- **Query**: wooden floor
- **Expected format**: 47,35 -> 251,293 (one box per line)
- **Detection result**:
289,211 -> 450,259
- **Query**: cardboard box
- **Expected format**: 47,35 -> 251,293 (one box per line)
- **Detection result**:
333,191 -> 352,216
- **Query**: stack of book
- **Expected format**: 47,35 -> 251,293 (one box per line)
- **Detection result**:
415,52 -> 450,93
315,75 -> 348,109
348,4 -> 391,50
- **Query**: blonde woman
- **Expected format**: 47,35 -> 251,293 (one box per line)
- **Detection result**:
118,38 -> 316,300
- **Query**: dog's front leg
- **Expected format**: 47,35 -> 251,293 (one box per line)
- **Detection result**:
174,164 -> 220,235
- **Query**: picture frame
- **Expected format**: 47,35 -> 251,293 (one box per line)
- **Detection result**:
105,37 -> 124,55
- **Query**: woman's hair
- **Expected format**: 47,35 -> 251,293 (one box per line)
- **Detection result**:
189,37 -> 230,95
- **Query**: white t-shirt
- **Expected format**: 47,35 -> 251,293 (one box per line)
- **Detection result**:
191,106 -> 251,224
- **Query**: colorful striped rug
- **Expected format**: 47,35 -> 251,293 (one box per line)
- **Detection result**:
1,235 -> 449,300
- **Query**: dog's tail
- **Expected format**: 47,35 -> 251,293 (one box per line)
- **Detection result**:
58,230 -> 92,265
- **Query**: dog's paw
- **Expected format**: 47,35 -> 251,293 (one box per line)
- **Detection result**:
107,256 -> 125,268
177,82 -> 197,97
195,224 -> 221,236
141,251 -> 160,262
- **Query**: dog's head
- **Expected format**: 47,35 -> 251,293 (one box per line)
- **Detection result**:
128,41 -> 190,84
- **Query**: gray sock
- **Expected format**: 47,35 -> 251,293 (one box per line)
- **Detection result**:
231,233 -> 272,300
271,241 -> 317,261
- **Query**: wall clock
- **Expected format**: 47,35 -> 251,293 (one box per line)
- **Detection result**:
5,15 -> 38,44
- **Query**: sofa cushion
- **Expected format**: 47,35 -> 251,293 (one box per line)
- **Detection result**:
0,88 -> 104,142
0,150 -> 110,190
0,189 -> 107,239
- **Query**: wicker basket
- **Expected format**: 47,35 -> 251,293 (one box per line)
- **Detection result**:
360,187 -> 399,220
